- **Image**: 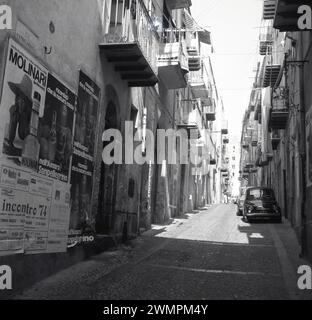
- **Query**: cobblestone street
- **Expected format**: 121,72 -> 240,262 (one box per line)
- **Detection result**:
14,204 -> 312,300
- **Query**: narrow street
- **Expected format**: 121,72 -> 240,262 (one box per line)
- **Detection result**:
14,204 -> 312,300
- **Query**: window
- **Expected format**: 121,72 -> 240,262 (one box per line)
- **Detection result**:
130,105 -> 139,137
246,188 -> 275,200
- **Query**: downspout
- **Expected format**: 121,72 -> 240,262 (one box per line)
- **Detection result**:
299,32 -> 307,257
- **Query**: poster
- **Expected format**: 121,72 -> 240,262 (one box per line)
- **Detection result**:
0,38 -> 48,170
0,185 -> 25,256
68,71 -> 100,247
306,106 -> 312,187
23,173 -> 54,254
0,162 -> 54,255
46,180 -> 71,253
38,73 -> 76,183
0,160 -> 71,255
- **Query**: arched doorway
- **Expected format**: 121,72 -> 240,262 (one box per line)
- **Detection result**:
95,101 -> 118,234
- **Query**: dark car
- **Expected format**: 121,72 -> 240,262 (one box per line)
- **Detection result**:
243,187 -> 282,223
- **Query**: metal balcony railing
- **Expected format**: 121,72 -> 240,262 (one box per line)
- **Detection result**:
100,0 -> 159,86
158,41 -> 189,72
269,87 -> 289,129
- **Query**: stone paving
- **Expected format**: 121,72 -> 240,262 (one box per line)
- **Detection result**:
13,204 -> 312,300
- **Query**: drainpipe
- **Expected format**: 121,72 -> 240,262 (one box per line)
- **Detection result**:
299,32 -> 307,258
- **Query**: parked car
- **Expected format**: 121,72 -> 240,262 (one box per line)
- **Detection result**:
236,194 -> 245,216
243,187 -> 282,223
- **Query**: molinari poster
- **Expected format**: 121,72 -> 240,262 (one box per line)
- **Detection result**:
38,73 -> 75,183
68,71 -> 100,247
0,38 -> 48,169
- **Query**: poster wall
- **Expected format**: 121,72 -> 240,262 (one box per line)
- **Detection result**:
306,107 -> 312,187
0,38 -> 48,169
68,71 -> 100,247
0,39 -> 73,256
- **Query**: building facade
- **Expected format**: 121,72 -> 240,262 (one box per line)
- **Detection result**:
0,0 -> 226,295
240,0 -> 312,263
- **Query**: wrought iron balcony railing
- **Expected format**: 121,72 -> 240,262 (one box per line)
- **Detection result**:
99,0 -> 159,87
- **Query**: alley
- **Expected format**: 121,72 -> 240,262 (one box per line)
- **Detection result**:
14,204 -> 312,300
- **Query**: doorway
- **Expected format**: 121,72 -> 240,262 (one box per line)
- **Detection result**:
96,101 -> 119,234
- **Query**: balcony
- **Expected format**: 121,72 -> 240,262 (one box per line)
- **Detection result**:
189,65 -> 210,100
259,28 -> 273,55
166,0 -> 192,10
99,0 -> 158,87
263,0 -> 277,20
269,110 -> 289,129
271,131 -> 281,150
223,136 -> 229,144
203,104 -> 216,122
158,42 -> 189,89
274,0 -> 308,31
242,143 -> 249,150
178,107 -> 201,138
221,120 -> 228,135
251,130 -> 258,146
187,38 -> 201,71
245,163 -> 254,169
269,87 -> 289,129
263,64 -> 282,87
267,153 -> 274,161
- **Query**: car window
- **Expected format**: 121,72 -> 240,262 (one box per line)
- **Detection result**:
246,188 -> 274,200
